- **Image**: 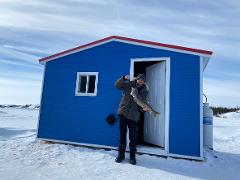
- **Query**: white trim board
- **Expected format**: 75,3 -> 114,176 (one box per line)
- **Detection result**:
36,64 -> 46,138
75,72 -> 99,96
39,39 -> 113,64
165,58 -> 170,154
37,137 -> 203,161
116,39 -> 212,58
168,153 -> 204,161
130,57 -> 171,154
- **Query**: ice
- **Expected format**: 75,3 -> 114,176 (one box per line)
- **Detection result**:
0,108 -> 240,180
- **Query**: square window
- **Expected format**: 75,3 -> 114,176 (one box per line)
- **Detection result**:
75,72 -> 98,96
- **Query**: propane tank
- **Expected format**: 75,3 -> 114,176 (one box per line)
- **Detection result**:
203,94 -> 213,150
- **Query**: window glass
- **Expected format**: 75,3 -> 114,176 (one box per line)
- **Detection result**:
88,75 -> 96,93
79,75 -> 87,93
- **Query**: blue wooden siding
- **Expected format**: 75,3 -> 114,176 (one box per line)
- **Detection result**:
169,56 -> 200,157
38,41 -> 200,157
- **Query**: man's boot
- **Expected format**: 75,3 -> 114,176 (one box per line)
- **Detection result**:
115,147 -> 125,163
129,148 -> 136,165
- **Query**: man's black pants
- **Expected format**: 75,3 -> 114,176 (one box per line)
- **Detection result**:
117,115 -> 137,154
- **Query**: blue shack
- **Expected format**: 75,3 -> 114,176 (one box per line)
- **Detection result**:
37,36 -> 213,160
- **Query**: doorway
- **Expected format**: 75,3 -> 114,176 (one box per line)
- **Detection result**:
130,57 -> 170,153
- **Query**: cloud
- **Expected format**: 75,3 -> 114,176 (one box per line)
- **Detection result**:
0,0 -> 239,105
3,45 -> 50,57
0,46 -> 41,64
0,82 -> 41,104
203,77 -> 240,107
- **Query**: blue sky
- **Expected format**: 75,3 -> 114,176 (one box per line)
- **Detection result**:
0,0 -> 239,107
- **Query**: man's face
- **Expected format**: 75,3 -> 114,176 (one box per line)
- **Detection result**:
136,79 -> 144,86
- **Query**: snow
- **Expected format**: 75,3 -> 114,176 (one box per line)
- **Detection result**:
0,108 -> 37,140
0,108 -> 240,180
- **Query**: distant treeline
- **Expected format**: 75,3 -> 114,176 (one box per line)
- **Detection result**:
210,106 -> 240,116
0,104 -> 239,116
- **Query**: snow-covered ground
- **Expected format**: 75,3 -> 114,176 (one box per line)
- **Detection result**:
0,108 -> 240,180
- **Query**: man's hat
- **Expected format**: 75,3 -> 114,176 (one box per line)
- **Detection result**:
136,74 -> 146,81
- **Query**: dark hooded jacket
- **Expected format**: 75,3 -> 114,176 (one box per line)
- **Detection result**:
115,76 -> 148,122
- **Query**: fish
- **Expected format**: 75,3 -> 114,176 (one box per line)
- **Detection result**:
130,87 -> 160,117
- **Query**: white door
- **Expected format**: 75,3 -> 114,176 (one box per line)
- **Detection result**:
144,61 -> 165,147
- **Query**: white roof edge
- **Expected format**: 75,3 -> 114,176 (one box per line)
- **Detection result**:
39,38 -> 212,64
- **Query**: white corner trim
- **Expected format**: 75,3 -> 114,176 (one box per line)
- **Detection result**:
168,153 -> 204,161
37,137 -> 118,150
75,72 -> 99,96
165,58 -> 170,154
36,64 -> 46,138
130,57 -> 171,155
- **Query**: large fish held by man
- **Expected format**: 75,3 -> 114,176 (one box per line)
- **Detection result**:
130,87 -> 160,117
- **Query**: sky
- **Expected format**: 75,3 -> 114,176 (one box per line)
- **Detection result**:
0,0 -> 239,107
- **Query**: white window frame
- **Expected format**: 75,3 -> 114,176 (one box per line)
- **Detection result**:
75,72 -> 99,96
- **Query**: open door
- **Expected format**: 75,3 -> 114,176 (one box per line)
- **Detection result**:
144,62 -> 166,147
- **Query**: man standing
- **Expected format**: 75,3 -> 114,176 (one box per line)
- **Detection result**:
114,74 -> 149,165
